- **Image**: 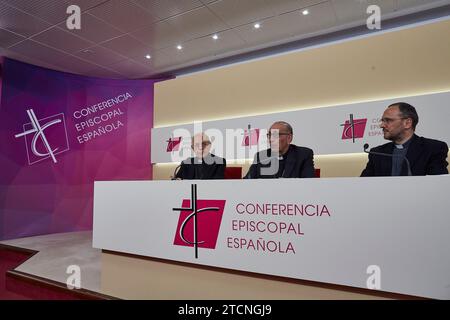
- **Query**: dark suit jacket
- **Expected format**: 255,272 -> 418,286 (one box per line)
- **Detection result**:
361,134 -> 449,177
244,144 -> 315,179
175,154 -> 226,180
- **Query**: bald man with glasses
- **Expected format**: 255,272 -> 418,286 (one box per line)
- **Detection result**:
361,102 -> 448,176
244,121 -> 315,179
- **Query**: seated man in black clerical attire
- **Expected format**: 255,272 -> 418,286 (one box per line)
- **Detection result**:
244,121 -> 315,179
361,102 -> 448,177
174,132 -> 226,180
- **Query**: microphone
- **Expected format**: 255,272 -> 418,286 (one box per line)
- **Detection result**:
171,164 -> 182,180
363,143 -> 370,153
363,143 -> 412,176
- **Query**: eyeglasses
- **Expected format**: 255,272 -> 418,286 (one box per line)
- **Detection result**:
267,132 -> 291,139
192,142 -> 211,148
379,117 -> 407,124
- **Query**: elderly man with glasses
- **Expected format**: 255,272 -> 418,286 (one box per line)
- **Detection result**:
361,102 -> 448,176
244,121 -> 315,179
173,132 -> 226,180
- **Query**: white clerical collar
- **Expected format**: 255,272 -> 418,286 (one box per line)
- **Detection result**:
272,153 -> 283,160
395,136 -> 413,149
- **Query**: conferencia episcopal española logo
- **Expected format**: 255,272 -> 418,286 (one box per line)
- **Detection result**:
173,184 -> 226,259
14,109 -> 70,165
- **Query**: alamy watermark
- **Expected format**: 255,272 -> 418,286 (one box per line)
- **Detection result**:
366,265 -> 381,290
66,5 -> 81,30
66,265 -> 81,290
170,121 -> 281,175
367,5 -> 381,30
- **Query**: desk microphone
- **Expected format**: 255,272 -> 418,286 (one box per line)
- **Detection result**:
363,143 -> 412,176
171,164 -> 182,180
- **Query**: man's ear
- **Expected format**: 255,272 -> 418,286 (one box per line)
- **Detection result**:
288,134 -> 293,144
405,118 -> 413,129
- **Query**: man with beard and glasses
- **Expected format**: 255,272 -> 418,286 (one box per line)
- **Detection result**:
361,102 -> 448,176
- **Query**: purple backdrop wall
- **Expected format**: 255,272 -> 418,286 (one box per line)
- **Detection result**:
0,57 -> 3,108
0,58 -> 157,240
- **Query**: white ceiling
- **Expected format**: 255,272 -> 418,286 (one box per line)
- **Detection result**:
1,0 -> 449,79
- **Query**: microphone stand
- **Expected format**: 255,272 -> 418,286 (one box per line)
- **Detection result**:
171,164 -> 182,180
364,143 -> 412,176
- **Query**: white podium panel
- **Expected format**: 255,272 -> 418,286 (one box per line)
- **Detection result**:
93,177 -> 450,299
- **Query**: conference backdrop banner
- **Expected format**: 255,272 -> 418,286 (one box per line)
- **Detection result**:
0,58 -> 157,240
151,91 -> 450,163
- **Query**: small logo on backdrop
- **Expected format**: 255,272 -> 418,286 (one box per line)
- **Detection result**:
14,109 -> 70,164
340,114 -> 367,143
242,124 -> 260,146
173,184 -> 226,259
166,136 -> 182,152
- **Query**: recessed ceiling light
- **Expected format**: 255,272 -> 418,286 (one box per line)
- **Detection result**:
302,9 -> 309,15
253,23 -> 261,29
145,54 -> 151,59
176,45 -> 183,50
212,34 -> 219,40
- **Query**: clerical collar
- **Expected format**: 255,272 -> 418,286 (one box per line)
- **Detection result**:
271,152 -> 284,160
394,136 -> 413,149
194,153 -> 212,163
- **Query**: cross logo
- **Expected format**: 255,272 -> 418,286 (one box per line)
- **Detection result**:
14,109 -> 70,164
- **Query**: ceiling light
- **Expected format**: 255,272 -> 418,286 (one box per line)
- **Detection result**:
145,54 -> 151,59
212,34 -> 219,40
176,45 -> 183,50
253,23 -> 260,29
302,9 -> 309,15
